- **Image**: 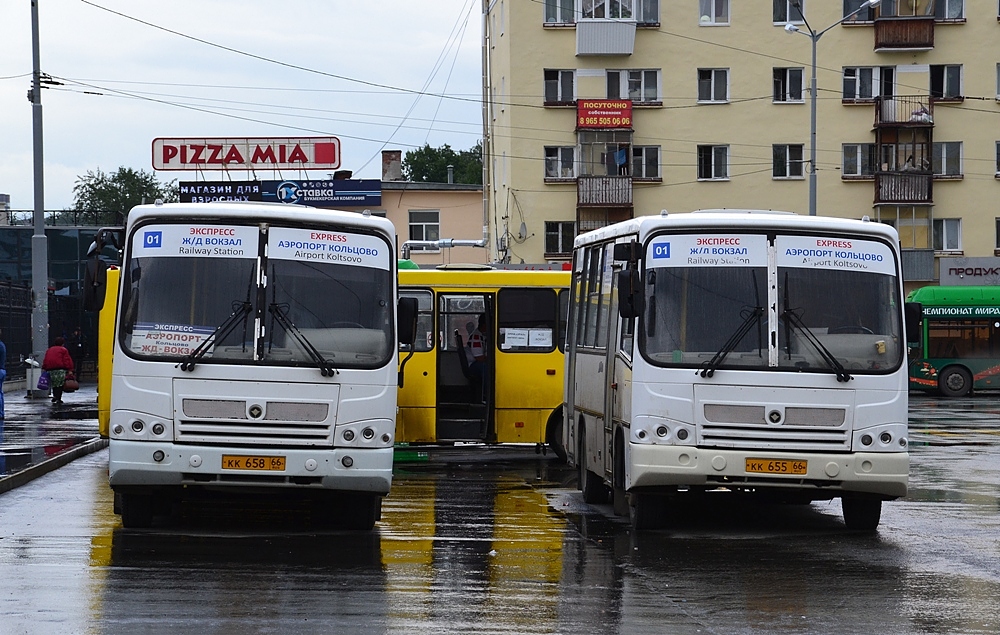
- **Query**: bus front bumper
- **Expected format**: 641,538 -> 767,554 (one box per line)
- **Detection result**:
629,444 -> 908,498
109,440 -> 392,494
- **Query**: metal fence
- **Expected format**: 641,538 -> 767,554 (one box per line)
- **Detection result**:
0,281 -> 84,381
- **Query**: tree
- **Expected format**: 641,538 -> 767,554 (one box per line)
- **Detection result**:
70,166 -> 178,225
402,142 -> 482,185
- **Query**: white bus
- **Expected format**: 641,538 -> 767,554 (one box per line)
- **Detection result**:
564,211 -> 918,531
86,202 -> 416,529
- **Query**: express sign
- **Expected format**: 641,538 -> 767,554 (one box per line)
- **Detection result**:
152,137 -> 341,171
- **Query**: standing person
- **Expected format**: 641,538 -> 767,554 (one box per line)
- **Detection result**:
0,328 -> 6,419
42,336 -> 75,404
66,326 -> 84,375
465,313 -> 488,382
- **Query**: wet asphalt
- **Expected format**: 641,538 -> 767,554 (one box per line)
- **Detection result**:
0,392 -> 997,634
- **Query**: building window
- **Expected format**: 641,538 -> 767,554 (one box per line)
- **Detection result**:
697,68 -> 729,103
544,69 -> 575,105
877,206 -> 931,250
996,64 -> 1000,99
933,218 -> 961,252
699,0 -> 729,24
773,144 -> 804,179
773,0 -> 804,23
697,145 -> 729,180
545,146 -> 577,179
934,0 -> 963,19
545,221 -> 576,255
773,67 -> 804,102
843,143 -> 877,177
634,0 -> 659,23
582,0 -> 633,19
996,141 -> 1000,174
632,146 -> 660,178
995,218 -> 1000,250
578,130 -> 633,176
843,67 -> 893,101
932,142 -> 962,176
408,210 -> 440,251
843,0 -> 876,21
545,0 -> 575,23
607,69 -> 660,103
930,65 -> 962,100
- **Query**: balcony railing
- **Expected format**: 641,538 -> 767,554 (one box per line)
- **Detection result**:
874,17 -> 934,51
874,171 -> 933,204
900,249 -> 936,282
577,175 -> 633,207
874,95 -> 933,127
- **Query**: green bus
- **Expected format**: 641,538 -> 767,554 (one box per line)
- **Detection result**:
907,286 -> 1000,397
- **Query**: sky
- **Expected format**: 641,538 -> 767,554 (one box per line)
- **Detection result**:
0,0 -> 483,211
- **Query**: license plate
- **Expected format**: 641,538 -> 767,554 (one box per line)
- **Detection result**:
221,455 -> 286,471
745,458 -> 807,475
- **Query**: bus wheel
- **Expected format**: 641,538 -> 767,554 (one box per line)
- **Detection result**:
938,366 -> 972,398
119,493 -> 154,529
842,496 -> 882,531
629,492 -> 666,530
579,429 -> 608,504
341,494 -> 382,531
545,411 -> 567,463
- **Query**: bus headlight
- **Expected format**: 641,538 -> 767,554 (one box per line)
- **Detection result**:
854,423 -> 907,453
336,420 -> 394,448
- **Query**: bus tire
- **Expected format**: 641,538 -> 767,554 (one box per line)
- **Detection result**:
119,493 -> 154,529
938,366 -> 972,398
545,408 -> 567,463
629,492 -> 666,530
842,495 -> 882,531
341,494 -> 382,531
579,426 -> 608,504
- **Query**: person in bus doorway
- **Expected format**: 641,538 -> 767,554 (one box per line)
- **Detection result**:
465,313 -> 488,383
42,337 -> 75,404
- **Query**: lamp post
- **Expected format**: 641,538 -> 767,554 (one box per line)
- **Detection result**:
785,0 -> 881,216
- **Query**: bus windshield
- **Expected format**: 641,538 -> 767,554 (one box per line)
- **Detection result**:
641,232 -> 902,374
119,223 -> 394,369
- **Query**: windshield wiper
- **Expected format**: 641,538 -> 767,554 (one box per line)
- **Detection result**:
177,300 -> 253,371
699,305 -> 764,378
268,302 -> 338,377
782,308 -> 852,382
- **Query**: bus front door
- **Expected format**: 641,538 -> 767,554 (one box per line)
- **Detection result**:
435,293 -> 493,442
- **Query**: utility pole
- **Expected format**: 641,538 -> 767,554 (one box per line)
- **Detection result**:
30,0 -> 50,393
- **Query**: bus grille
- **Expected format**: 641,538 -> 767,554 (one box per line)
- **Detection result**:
700,404 -> 849,451
177,398 -> 332,446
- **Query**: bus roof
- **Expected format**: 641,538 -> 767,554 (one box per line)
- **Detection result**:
574,210 -> 899,248
126,202 -> 396,236
907,285 -> 1000,306
399,268 -> 569,288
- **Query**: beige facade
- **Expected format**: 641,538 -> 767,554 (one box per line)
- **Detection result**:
485,0 -> 1000,284
375,151 -> 487,266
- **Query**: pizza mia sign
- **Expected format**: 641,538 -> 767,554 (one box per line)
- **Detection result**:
152,137 -> 341,171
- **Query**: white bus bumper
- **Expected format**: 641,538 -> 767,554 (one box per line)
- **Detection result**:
109,440 -> 392,494
629,444 -> 908,498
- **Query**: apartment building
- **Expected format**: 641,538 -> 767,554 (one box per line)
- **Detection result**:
484,0 -> 999,286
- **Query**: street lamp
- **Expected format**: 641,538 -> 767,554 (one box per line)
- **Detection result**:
785,0 -> 881,216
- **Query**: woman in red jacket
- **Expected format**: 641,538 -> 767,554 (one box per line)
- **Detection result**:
42,336 -> 75,404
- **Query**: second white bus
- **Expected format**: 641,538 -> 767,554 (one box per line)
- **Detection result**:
565,211 -> 917,531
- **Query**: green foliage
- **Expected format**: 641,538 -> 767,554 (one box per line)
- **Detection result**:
402,142 -> 482,185
69,166 -> 178,225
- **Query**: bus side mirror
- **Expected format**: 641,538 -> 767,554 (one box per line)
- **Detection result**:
618,268 -> 642,319
397,296 -> 419,345
904,302 -> 922,344
83,255 -> 108,312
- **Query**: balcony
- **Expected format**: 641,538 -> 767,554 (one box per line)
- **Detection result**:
874,17 -> 934,51
875,171 -> 933,204
874,96 -> 933,127
577,175 -> 632,207
576,19 -> 636,56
